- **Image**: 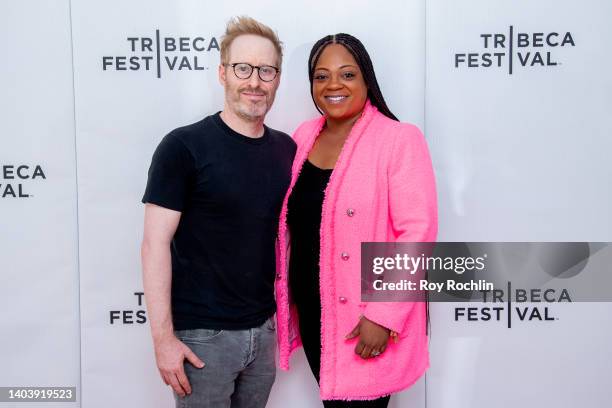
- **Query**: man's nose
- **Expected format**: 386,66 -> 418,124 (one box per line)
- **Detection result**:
248,69 -> 262,88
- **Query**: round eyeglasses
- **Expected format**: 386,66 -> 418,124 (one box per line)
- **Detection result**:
226,63 -> 280,82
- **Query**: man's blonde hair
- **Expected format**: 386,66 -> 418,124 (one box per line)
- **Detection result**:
220,16 -> 283,66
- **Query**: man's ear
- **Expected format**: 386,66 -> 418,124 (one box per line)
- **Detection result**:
218,63 -> 226,86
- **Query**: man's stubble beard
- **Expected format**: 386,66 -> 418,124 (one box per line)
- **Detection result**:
225,84 -> 276,122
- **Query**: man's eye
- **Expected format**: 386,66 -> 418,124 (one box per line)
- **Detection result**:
236,65 -> 250,73
260,67 -> 273,75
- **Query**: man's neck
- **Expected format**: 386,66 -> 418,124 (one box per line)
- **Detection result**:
219,109 -> 265,138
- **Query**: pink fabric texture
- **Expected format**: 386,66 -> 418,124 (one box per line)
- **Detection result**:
275,100 -> 438,400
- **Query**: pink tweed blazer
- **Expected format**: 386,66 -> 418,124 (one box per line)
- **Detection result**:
275,100 -> 438,400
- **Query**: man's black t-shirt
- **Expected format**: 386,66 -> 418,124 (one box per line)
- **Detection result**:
142,112 -> 296,330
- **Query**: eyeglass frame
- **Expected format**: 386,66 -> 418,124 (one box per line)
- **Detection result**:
224,62 -> 280,82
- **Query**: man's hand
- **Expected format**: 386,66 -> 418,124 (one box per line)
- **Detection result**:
154,335 -> 204,397
345,316 -> 392,359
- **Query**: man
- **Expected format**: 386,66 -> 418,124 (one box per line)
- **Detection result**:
141,16 -> 295,408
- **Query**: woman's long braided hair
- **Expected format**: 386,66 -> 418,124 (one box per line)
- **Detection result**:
307,33 -> 398,121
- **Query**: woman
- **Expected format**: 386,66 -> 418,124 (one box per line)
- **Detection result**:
275,33 -> 437,406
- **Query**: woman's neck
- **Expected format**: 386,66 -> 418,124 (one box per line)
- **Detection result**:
324,111 -> 362,140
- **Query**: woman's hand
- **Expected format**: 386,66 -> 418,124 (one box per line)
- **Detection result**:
345,316 -> 394,359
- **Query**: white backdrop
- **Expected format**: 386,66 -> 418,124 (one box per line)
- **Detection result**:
426,1 -> 612,407
0,2 -> 80,408
1,0 -> 611,407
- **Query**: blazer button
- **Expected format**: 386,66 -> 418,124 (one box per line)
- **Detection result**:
339,296 -> 347,303
276,273 -> 281,280
346,208 -> 355,217
341,252 -> 350,261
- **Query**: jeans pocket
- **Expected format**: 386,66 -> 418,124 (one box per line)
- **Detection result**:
263,316 -> 276,332
174,328 -> 224,343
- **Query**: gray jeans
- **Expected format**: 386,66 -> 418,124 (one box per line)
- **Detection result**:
173,316 -> 277,408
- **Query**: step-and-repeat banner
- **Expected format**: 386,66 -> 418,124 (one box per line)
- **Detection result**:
0,2 -> 81,408
426,1 -> 612,407
1,0 -> 611,407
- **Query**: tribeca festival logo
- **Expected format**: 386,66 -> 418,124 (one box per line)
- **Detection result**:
102,29 -> 220,78
454,283 -> 571,328
1,164 -> 46,198
370,253 -> 571,328
454,26 -> 576,74
109,292 -> 147,325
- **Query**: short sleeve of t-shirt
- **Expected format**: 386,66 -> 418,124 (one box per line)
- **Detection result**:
141,132 -> 194,212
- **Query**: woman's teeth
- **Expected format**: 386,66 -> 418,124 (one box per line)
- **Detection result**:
326,96 -> 347,103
